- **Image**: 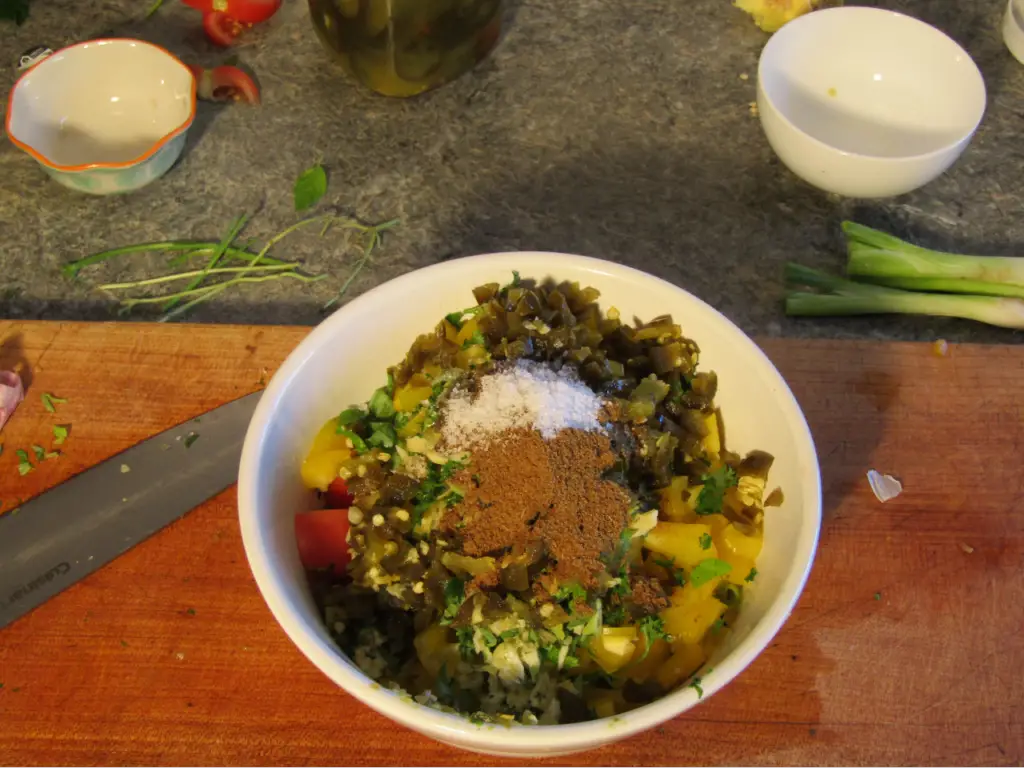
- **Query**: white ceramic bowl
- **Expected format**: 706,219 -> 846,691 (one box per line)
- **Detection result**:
5,39 -> 195,195
757,7 -> 986,199
238,253 -> 822,758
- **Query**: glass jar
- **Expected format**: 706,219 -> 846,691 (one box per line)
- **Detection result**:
308,0 -> 502,98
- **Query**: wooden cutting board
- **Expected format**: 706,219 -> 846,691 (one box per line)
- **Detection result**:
0,321 -> 1021,767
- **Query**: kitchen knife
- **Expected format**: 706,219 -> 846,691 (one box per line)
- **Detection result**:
0,390 -> 261,630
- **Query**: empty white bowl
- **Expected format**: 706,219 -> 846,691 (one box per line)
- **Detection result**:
5,39 -> 196,195
237,253 -> 822,757
757,7 -> 986,198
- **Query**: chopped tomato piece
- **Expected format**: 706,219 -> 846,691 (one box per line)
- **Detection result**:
202,11 -> 248,46
325,477 -> 355,510
295,508 -> 350,574
189,64 -> 261,104
183,0 -> 281,24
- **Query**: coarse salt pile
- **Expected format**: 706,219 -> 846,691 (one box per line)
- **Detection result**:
441,360 -> 603,449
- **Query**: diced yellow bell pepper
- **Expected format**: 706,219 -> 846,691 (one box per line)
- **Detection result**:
662,597 -> 727,646
643,522 -> 718,568
704,513 -> 731,539
589,627 -> 638,674
627,637 -> 671,683
722,555 -> 755,586
393,383 -> 432,412
587,689 -> 623,719
309,418 -> 352,454
455,317 -> 481,347
397,408 -> 426,438
654,642 -> 706,690
659,476 -> 694,522
702,411 -> 721,456
668,578 -> 722,609
444,320 -> 460,344
719,523 -> 763,561
300,449 -> 351,491
455,344 -> 489,370
414,624 -> 459,677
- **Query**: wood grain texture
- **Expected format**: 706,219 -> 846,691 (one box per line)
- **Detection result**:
0,322 -> 1021,767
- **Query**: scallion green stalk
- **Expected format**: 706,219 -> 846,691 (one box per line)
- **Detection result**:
784,264 -> 1024,329
843,221 -> 1024,286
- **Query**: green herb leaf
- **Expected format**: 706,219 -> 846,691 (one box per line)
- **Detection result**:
52,424 -> 70,445
874,591 -> 882,601
501,271 -> 522,291
367,421 -> 396,449
183,432 -> 199,449
479,627 -> 498,648
15,449 -> 32,476
744,567 -> 758,583
689,558 -> 732,587
638,615 -> 669,659
41,392 -> 68,413
603,605 -> 627,626
554,582 -> 587,604
699,532 -> 712,550
368,388 -> 396,419
43,451 -> 60,460
689,676 -> 704,698
652,556 -> 675,569
412,457 -> 467,525
336,428 -> 368,454
562,654 -> 580,669
293,164 -> 328,212
695,466 -> 738,515
31,444 -> 45,462
456,627 -> 476,660
499,628 -> 520,641
337,407 -> 366,427
461,330 -> 486,349
444,305 -> 485,330
440,578 -> 465,625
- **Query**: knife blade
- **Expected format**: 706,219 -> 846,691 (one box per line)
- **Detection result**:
0,390 -> 261,629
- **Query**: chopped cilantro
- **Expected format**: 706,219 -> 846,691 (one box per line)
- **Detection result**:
337,407 -> 365,427
367,421 -> 396,449
444,305 -> 485,330
695,466 -> 738,515
638,615 -> 669,659
461,330 -> 486,349
499,628 -> 520,641
874,591 -> 881,601
412,458 -> 468,525
603,604 -> 627,626
52,424 -> 69,445
183,432 -> 199,449
745,567 -> 758,583
554,582 -> 587,604
689,676 -> 704,698
15,449 -> 32,476
562,654 -> 580,669
652,557 -> 675,569
540,645 -> 561,665
689,558 -> 732,587
653,556 -> 685,586
445,489 -> 464,508
31,444 -> 45,462
440,578 -> 465,624
368,388 -> 395,419
336,428 -> 368,454
699,532 -> 712,550
186,608 -> 196,616
456,627 -> 476,659
41,392 -> 68,413
501,271 -> 522,291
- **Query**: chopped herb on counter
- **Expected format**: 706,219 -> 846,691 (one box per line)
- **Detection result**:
31,444 -> 45,461
183,432 -> 199,449
41,392 -> 68,413
15,449 -> 32,476
52,424 -> 69,445
294,163 -> 328,212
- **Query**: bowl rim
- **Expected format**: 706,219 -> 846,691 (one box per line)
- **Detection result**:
4,38 -> 197,173
757,6 -> 987,164
237,252 -> 823,754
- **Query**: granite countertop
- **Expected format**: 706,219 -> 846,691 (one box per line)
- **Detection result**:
0,0 -> 1022,342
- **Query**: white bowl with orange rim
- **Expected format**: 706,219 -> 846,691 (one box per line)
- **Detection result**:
5,39 -> 196,195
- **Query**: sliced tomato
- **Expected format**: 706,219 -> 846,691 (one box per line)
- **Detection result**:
325,477 -> 355,510
202,11 -> 248,46
183,0 -> 281,24
190,64 -> 261,104
295,508 -> 351,574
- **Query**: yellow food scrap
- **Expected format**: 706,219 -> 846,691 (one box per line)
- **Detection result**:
643,522 -> 718,568
734,0 -> 830,33
590,627 -> 639,674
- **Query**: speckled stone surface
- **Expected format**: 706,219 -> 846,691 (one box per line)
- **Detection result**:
0,0 -> 1022,342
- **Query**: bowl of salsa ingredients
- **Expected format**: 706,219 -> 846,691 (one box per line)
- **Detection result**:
239,255 -> 820,757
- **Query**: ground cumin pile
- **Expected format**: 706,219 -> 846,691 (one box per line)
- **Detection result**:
443,427 -> 631,589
